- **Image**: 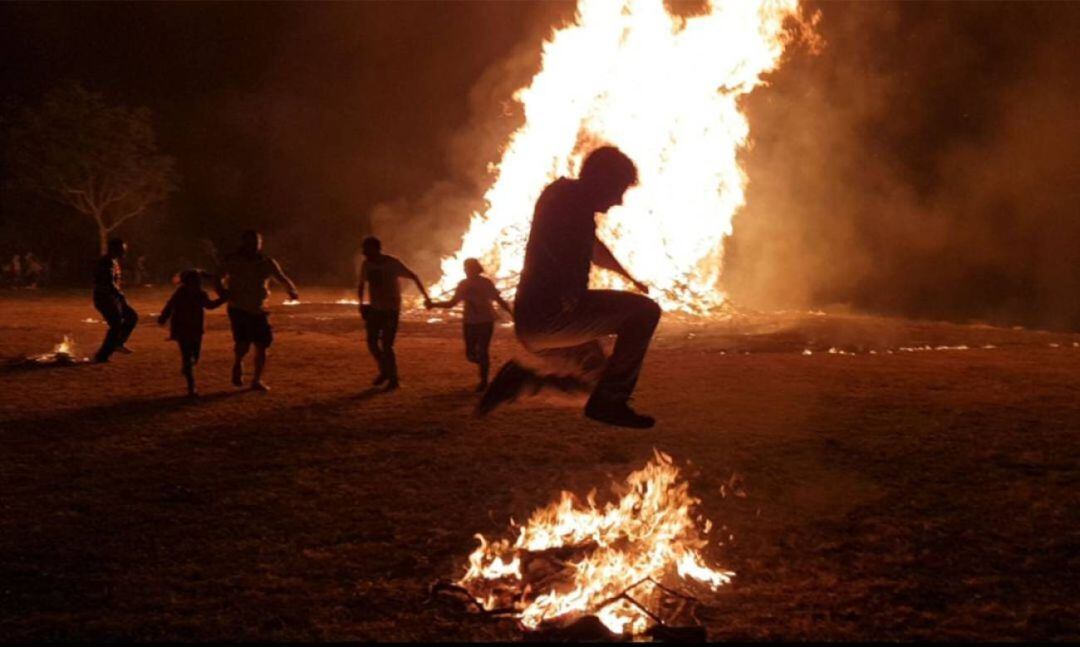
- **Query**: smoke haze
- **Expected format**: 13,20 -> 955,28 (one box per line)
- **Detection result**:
728,1 -> 1080,329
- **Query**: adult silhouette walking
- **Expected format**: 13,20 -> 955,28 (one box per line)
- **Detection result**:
221,230 -> 298,392
357,236 -> 432,391
92,238 -> 139,363
478,146 -> 661,428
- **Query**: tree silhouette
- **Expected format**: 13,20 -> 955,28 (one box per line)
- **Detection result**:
6,83 -> 178,254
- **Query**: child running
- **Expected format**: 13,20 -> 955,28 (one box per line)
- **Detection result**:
158,270 -> 227,397
428,258 -> 513,391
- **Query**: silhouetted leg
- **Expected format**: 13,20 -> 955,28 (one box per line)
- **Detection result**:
239,311 -> 273,391
382,310 -> 400,385
228,308 -> 248,386
365,314 -> 385,379
179,340 -> 196,395
518,290 -> 660,405
93,294 -> 124,362
591,296 -> 660,404
251,344 -> 267,389
463,324 -> 479,364
476,322 -> 493,387
117,301 -> 139,346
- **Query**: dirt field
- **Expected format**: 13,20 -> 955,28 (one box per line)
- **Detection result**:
0,287 -> 1076,641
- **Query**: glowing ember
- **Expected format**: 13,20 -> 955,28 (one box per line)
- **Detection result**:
435,0 -> 808,314
458,450 -> 732,636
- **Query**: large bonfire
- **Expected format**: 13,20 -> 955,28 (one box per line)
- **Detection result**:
457,451 -> 731,637
435,0 -> 807,314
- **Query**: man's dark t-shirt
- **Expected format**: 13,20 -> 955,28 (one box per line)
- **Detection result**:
93,255 -> 122,298
516,178 -> 595,319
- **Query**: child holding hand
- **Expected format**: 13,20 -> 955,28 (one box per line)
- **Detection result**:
428,258 -> 512,391
159,270 -> 227,396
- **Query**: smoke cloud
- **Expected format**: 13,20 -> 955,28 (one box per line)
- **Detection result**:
727,1 -> 1080,330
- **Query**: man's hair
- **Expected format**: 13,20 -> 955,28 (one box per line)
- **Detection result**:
579,146 -> 638,189
362,236 -> 381,251
179,269 -> 201,287
464,257 -> 484,275
241,229 -> 260,241
107,237 -> 125,250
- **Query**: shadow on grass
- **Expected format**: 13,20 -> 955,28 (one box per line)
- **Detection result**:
1,357 -> 95,374
353,386 -> 389,402
0,389 -> 249,442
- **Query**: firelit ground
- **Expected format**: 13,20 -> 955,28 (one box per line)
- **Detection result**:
0,288 -> 1076,640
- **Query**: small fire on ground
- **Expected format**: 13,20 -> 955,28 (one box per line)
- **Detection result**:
453,451 -> 731,638
31,335 -> 85,364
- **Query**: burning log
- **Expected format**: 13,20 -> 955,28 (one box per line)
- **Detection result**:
441,451 -> 732,640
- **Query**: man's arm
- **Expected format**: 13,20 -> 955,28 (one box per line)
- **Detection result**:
270,259 -> 299,300
203,291 -> 228,310
495,294 -> 513,315
428,283 -> 462,310
592,238 -> 649,294
158,294 -> 175,326
399,261 -> 432,306
489,280 -> 513,315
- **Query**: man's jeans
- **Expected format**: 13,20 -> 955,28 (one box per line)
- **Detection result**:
515,290 -> 661,404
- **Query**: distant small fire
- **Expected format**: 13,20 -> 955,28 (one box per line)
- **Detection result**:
455,451 -> 731,637
32,335 -> 84,364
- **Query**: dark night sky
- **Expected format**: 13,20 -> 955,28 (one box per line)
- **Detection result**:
0,1 -> 571,277
2,1 -> 1079,328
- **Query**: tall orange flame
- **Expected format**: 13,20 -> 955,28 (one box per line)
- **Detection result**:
436,0 -> 804,314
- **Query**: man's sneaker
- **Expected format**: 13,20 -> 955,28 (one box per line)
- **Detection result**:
251,381 -> 270,392
231,364 -> 243,387
584,398 -> 655,429
373,373 -> 388,386
116,345 -> 134,355
475,361 -> 531,417
384,378 -> 400,392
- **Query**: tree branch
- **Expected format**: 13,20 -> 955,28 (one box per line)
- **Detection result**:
105,203 -> 148,232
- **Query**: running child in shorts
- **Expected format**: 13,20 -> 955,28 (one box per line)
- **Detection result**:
427,258 -> 513,391
158,270 -> 228,397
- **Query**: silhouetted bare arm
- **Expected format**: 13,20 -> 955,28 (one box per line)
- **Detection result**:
593,238 -> 649,294
270,259 -> 299,300
429,283 -> 463,309
495,294 -> 513,315
400,262 -> 432,305
158,294 -> 176,326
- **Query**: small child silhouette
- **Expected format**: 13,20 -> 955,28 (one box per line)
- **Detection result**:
158,270 -> 227,397
428,258 -> 513,391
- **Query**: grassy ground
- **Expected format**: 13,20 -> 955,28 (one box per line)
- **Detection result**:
0,287 -> 1076,640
